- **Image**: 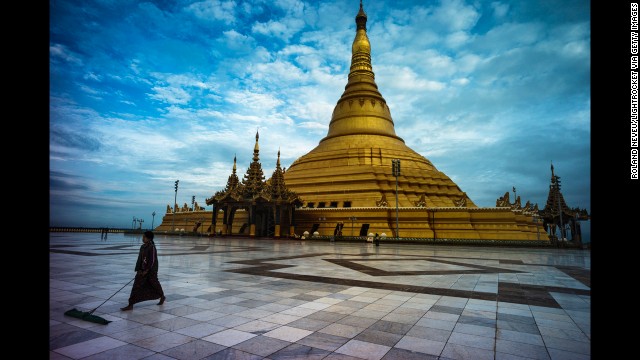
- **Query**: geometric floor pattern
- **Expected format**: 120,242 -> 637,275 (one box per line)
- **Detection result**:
50,233 -> 591,359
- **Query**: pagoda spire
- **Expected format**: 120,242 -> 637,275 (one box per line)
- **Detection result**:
321,1 -> 403,143
242,130 -> 266,198
543,164 -> 570,218
269,148 -> 290,199
350,0 -> 373,79
223,154 -> 240,193
253,131 -> 260,161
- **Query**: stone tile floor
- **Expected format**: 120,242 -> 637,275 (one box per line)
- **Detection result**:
50,233 -> 590,359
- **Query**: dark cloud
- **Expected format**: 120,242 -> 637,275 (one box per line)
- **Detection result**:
50,170 -> 78,179
50,127 -> 102,151
50,173 -> 90,191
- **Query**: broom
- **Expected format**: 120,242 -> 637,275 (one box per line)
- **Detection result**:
64,277 -> 135,325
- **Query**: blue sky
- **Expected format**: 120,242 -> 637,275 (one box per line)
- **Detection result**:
50,0 -> 590,240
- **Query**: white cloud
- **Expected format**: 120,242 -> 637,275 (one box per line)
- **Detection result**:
163,105 -> 194,119
79,84 -> 102,95
252,18 -> 305,41
195,108 -> 224,119
553,22 -> 590,41
250,0 -> 307,41
491,2 -> 509,19
400,113 -> 504,158
146,73 -> 218,105
50,43 -> 83,65
563,103 -> 591,129
423,50 -> 456,77
226,90 -> 284,111
219,29 -> 256,51
249,60 -> 306,83
129,59 -> 141,74
206,93 -> 223,102
445,31 -> 472,48
279,44 -> 316,57
273,0 -> 304,15
51,103 -> 185,168
456,53 -> 484,74
477,22 -> 544,52
286,97 -> 336,124
378,65 -> 446,91
561,40 -> 589,58
298,121 -> 327,130
545,22 -> 590,59
186,0 -> 237,24
533,22 -> 590,60
151,73 -> 212,89
452,78 -> 469,86
149,85 -> 192,105
83,72 -> 102,82
431,0 -> 480,32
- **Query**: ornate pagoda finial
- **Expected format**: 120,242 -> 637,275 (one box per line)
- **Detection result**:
357,0 -> 366,29
253,130 -> 260,161
351,0 -> 371,77
233,154 -> 237,173
277,148 -> 281,167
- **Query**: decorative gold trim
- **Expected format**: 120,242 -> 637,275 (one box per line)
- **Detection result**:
376,194 -> 388,207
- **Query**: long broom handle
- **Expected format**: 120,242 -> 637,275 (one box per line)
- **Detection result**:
88,276 -> 136,315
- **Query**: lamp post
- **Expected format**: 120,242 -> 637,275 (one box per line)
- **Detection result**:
151,211 -> 156,230
138,218 -> 144,230
132,216 -> 136,229
392,159 -> 401,239
349,216 -> 357,237
554,174 -> 564,241
172,180 -> 179,232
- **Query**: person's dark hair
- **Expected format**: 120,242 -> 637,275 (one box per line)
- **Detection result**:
144,231 -> 154,241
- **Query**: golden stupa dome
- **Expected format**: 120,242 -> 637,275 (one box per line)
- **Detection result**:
285,1 -> 473,209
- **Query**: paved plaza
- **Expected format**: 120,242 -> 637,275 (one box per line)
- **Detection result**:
50,233 -> 591,359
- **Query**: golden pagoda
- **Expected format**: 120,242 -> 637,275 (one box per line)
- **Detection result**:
157,2 -> 547,242
285,2 -> 472,210
280,1 -> 544,240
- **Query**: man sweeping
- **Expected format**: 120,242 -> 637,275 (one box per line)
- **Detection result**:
121,231 -> 166,310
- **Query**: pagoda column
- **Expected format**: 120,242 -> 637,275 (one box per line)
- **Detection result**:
221,207 -> 228,235
274,205 -> 281,238
289,207 -> 296,236
210,204 -> 217,235
249,204 -> 256,237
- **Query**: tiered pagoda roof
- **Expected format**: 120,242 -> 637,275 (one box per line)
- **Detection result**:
206,132 -> 300,206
